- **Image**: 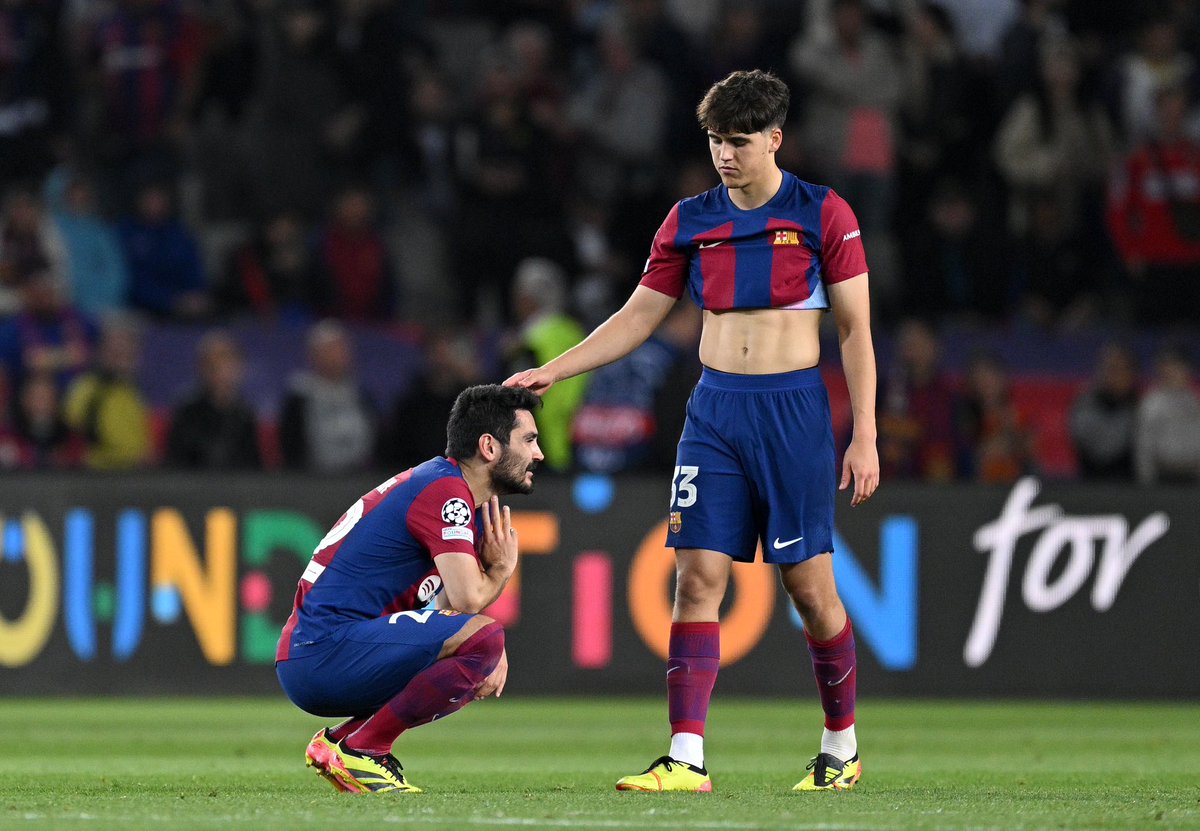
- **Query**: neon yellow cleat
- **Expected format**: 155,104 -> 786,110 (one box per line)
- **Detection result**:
616,756 -> 713,793
792,753 -> 861,791
331,741 -> 422,793
304,729 -> 356,793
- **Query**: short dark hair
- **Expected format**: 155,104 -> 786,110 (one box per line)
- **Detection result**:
696,69 -> 790,134
445,384 -> 542,460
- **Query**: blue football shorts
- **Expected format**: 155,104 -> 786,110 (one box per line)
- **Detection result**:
665,366 -> 836,564
276,609 -> 473,717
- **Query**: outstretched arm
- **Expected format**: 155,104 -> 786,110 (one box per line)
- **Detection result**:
505,286 -> 676,394
828,274 -> 879,506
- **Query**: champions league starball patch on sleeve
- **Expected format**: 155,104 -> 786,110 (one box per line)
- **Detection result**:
441,497 -> 472,526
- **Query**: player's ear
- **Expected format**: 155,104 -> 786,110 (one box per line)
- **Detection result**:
477,432 -> 499,463
768,126 -> 782,153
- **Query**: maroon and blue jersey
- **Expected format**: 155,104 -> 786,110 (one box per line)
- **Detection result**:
276,457 -> 480,661
639,172 -> 868,310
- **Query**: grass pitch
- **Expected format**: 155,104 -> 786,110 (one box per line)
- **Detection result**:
2,697 -> 1197,830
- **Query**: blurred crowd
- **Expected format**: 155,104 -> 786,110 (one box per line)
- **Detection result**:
0,0 -> 1198,484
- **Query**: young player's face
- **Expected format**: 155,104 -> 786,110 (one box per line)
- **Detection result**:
707,128 -> 781,190
489,410 -> 543,495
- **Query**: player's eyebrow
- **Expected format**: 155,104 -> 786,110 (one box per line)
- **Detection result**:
707,131 -> 749,143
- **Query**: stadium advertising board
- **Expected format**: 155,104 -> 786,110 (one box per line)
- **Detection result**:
1,474 -> 1197,696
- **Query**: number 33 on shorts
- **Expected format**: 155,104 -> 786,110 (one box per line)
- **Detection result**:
671,465 -> 699,507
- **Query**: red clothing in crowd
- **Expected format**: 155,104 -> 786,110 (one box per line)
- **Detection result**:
1107,138 -> 1200,267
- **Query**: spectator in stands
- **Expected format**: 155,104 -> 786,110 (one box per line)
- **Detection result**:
0,0 -> 64,189
0,269 -> 96,393
568,15 -> 670,209
79,0 -> 204,205
898,2 -> 987,229
118,180 -> 209,320
315,185 -> 395,322
1070,342 -> 1141,481
1107,83 -> 1200,325
1114,16 -> 1195,146
701,2 -> 778,91
791,0 -> 902,296
877,318 -> 958,482
280,319 -> 378,473
165,331 -> 262,470
0,188 -> 69,316
572,301 -> 700,474
389,330 -> 484,466
505,257 -> 587,472
994,37 -> 1114,323
455,55 -> 557,323
1135,343 -> 1200,485
995,0 -> 1069,109
328,0 -> 411,186
955,350 -> 1035,483
905,178 -> 1007,320
216,211 -> 320,322
241,2 -> 343,219
43,170 -> 131,319
63,318 -> 151,470
0,372 -> 84,470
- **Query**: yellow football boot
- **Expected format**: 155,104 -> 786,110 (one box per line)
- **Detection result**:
792,753 -> 861,791
616,756 -> 712,793
304,729 -> 355,793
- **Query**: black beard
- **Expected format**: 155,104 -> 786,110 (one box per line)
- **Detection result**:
490,446 -> 534,495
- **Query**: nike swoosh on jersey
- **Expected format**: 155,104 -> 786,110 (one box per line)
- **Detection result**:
698,240 -> 725,249
773,536 -> 804,549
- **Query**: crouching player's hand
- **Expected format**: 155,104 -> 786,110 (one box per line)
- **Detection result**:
475,647 -> 508,699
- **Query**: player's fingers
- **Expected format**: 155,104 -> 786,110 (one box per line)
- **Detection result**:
501,371 -> 527,388
839,462 -> 851,491
502,504 -> 513,535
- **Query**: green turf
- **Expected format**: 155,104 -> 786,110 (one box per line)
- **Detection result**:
2,697 -> 1198,830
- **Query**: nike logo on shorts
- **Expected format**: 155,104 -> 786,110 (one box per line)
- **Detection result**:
773,536 -> 803,549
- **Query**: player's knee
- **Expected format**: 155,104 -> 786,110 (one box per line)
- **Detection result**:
675,570 -> 724,613
788,584 -> 842,625
458,620 -> 505,671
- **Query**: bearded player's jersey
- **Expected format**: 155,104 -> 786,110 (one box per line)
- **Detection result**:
275,457 -> 480,661
639,172 -> 867,311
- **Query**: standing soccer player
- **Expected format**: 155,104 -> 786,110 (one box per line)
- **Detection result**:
275,385 -> 543,793
506,69 -> 879,792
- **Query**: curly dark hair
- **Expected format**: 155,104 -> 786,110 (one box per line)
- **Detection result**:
445,384 -> 543,460
696,69 -> 790,134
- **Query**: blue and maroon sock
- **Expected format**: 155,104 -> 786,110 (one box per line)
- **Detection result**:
344,622 -> 505,757
666,621 -> 720,768
805,617 -> 856,730
328,717 -> 367,743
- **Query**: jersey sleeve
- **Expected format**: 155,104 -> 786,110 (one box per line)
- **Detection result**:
406,477 -> 480,562
820,190 -> 869,284
638,202 -> 688,298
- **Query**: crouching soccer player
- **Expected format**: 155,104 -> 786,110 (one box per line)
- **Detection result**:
275,385 -> 543,793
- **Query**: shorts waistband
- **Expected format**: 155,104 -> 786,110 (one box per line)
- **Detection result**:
698,365 -> 823,392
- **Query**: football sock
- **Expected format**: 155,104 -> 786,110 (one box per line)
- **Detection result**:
667,621 -> 720,767
345,622 -> 504,756
821,724 -> 858,762
328,717 -> 367,742
669,732 -> 705,769
806,617 -> 856,735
